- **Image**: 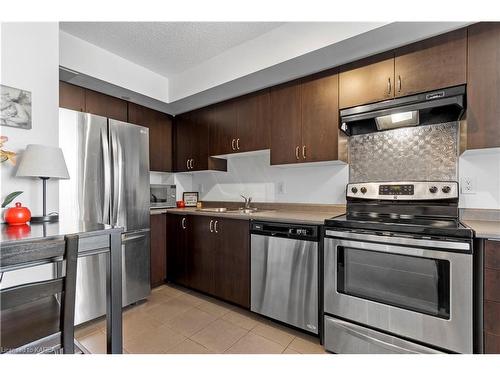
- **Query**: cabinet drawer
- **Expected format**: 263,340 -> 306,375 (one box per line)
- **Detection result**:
485,332 -> 500,354
485,268 -> 500,302
484,301 -> 500,335
485,240 -> 500,270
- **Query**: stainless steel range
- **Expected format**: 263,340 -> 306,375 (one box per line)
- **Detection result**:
323,181 -> 476,354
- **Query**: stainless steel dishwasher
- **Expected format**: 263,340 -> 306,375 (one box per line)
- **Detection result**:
250,221 -> 319,334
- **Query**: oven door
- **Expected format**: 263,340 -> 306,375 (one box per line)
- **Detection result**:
324,230 -> 473,353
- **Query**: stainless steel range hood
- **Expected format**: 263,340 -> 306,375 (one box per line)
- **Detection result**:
340,85 -> 465,136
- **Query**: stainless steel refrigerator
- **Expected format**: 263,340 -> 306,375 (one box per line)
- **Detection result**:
59,108 -> 150,324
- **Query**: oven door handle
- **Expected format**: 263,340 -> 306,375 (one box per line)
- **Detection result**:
325,230 -> 470,251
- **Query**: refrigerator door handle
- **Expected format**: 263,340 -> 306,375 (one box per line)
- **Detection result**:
110,129 -> 121,226
101,129 -> 111,224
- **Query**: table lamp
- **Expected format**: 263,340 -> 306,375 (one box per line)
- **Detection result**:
16,144 -> 69,223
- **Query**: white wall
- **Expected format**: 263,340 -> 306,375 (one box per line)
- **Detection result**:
191,152 -> 348,204
181,149 -> 500,209
1,22 -> 59,220
1,22 -> 59,287
459,148 -> 500,209
59,31 -> 170,103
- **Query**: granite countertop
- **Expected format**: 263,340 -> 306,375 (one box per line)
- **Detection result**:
461,209 -> 500,240
154,204 -> 345,225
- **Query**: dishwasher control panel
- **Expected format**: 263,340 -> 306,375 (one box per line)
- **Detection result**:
251,221 -> 319,241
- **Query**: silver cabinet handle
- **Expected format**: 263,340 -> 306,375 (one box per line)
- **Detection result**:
295,146 -> 300,160
236,138 -> 240,150
387,77 -> 391,95
181,217 -> 186,229
191,159 -> 195,169
231,139 -> 236,151
398,75 -> 402,93
209,219 -> 214,233
302,145 -> 306,159
214,220 -> 218,233
186,159 -> 190,170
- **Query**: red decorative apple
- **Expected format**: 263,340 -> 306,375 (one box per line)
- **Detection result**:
4,202 -> 31,225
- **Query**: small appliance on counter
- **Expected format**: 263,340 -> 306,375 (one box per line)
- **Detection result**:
150,184 -> 176,208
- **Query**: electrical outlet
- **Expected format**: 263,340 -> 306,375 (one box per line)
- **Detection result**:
461,176 -> 476,194
277,181 -> 286,195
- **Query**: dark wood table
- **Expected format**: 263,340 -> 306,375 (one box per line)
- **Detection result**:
0,221 -> 123,354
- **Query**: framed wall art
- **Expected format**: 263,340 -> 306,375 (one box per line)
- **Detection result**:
1,84 -> 32,130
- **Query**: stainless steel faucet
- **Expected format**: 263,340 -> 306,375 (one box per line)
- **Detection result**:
240,195 -> 252,209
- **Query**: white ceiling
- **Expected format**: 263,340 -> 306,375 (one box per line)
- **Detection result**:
59,22 -> 471,115
59,22 -> 284,77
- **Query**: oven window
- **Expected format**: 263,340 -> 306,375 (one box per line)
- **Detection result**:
337,247 -> 450,319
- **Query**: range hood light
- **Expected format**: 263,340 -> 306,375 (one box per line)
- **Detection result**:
375,110 -> 419,131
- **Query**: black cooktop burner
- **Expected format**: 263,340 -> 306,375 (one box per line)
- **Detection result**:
325,213 -> 473,239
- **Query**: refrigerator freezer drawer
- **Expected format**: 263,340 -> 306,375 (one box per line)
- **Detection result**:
251,234 -> 318,334
74,231 -> 151,325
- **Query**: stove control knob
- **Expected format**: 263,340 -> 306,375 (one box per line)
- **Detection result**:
429,186 -> 438,194
360,187 -> 367,194
351,187 -> 358,194
442,185 -> 451,193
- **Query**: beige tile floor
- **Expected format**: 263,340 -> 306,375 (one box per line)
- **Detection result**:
76,284 -> 327,354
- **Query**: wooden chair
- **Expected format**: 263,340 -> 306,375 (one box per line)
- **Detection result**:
1,234 -> 79,354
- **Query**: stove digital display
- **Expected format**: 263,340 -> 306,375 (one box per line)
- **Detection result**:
379,184 -> 414,195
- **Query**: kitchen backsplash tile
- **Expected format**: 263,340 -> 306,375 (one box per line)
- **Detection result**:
348,122 -> 458,183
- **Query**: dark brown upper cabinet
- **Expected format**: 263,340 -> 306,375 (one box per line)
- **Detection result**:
270,82 -> 302,165
467,22 -> 500,150
128,103 -> 173,172
235,91 -> 271,153
394,28 -> 467,97
301,73 -> 343,163
271,73 -> 345,166
174,109 -> 227,173
339,55 -> 395,109
210,101 -> 237,156
210,90 -> 271,156
59,81 -> 85,112
84,89 -> 128,122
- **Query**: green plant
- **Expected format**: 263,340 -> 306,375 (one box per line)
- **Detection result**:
2,191 -> 23,208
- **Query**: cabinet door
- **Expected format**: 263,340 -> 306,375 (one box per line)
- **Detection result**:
467,22 -> 500,150
213,218 -> 250,308
84,89 -> 128,122
210,101 -> 237,156
484,240 -> 500,353
188,215 -> 216,294
59,81 -> 85,112
236,91 -> 271,153
191,108 -> 211,171
128,103 -> 173,172
301,73 -> 340,163
395,28 -> 466,97
173,113 -> 193,172
339,56 -> 394,109
150,213 -> 167,288
166,214 -> 188,286
270,82 -> 302,165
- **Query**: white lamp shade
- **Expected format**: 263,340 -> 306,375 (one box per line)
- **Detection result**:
16,144 -> 70,179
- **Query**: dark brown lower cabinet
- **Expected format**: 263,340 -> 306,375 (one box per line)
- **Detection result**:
166,214 -> 189,286
166,214 -> 250,308
484,240 -> 500,353
150,213 -> 167,288
213,218 -> 250,308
